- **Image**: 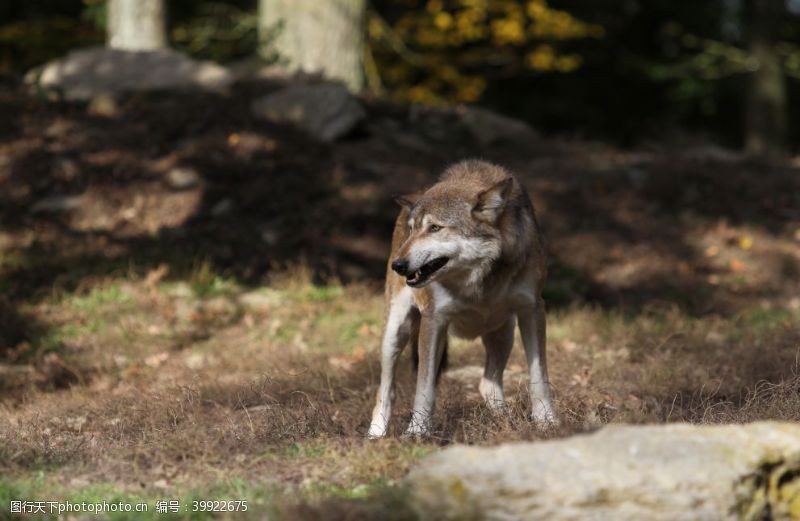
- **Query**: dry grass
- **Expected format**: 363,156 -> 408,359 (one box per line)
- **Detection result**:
1,83 -> 799,519
1,264 -> 799,519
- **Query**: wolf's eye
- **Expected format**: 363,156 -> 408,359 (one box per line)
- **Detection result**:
428,224 -> 442,233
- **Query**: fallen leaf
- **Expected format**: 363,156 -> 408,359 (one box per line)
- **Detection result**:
729,259 -> 747,272
738,236 -> 754,250
352,345 -> 367,360
122,363 -> 141,379
704,245 -> 720,257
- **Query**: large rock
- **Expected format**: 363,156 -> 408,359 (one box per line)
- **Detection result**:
407,422 -> 800,521
26,47 -> 233,101
251,83 -> 366,142
457,105 -> 539,146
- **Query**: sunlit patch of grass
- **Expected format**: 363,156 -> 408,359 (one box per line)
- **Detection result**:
0,475 -> 45,517
301,286 -> 344,303
0,474 -> 413,521
280,442 -> 327,459
739,307 -> 796,333
272,323 -> 299,343
309,310 -> 379,352
189,260 -> 240,298
0,478 -> 283,521
281,484 -> 417,521
62,284 -> 132,312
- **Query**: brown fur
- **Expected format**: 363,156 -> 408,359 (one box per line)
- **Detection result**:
368,160 -> 556,438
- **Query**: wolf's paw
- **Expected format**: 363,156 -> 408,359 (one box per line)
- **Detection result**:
367,427 -> 388,439
402,419 -> 431,439
479,378 -> 507,412
530,402 -> 559,427
367,417 -> 390,439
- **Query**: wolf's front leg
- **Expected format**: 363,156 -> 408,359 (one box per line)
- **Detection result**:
518,298 -> 558,425
405,314 -> 448,437
368,290 -> 415,439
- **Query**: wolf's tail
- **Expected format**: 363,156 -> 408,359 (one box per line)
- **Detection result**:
411,339 -> 449,384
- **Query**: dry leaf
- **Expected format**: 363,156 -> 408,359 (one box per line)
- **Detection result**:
729,259 -> 747,272
738,236 -> 753,250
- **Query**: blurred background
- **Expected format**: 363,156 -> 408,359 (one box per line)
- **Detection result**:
2,0 -> 800,151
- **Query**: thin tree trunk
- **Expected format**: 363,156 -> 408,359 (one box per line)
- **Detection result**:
744,0 -> 787,157
258,0 -> 366,91
107,0 -> 168,51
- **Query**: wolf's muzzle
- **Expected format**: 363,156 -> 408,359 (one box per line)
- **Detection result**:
391,258 -> 409,276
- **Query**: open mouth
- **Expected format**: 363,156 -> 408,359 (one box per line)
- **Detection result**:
406,257 -> 449,287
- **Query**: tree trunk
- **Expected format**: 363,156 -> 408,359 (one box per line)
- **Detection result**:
744,0 -> 787,157
258,0 -> 366,92
107,0 -> 168,51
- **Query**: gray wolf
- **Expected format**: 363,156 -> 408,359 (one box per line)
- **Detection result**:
368,159 -> 557,438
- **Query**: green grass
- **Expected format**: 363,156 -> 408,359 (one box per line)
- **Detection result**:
0,476 -> 413,521
64,285 -> 131,311
0,477 -> 282,521
281,443 -> 327,459
740,307 -> 796,333
189,262 -> 240,299
300,286 -> 344,303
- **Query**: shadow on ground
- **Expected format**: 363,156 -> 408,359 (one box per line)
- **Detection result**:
1,78 -> 799,379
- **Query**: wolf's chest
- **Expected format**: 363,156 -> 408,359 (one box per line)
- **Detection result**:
447,304 -> 514,339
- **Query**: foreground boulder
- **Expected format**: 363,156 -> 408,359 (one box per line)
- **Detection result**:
27,47 -> 232,100
251,83 -> 366,142
407,422 -> 800,520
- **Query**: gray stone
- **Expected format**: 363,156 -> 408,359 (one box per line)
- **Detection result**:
166,166 -> 201,190
407,422 -> 800,521
27,47 -> 233,101
210,198 -> 233,216
457,105 -> 539,146
251,83 -> 366,142
30,194 -> 85,214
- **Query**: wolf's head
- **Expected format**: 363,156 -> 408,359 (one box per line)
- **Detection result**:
391,170 -> 515,289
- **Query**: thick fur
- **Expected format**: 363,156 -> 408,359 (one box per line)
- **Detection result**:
368,160 -> 557,438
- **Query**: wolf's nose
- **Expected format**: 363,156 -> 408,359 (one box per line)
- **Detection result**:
391,258 -> 409,276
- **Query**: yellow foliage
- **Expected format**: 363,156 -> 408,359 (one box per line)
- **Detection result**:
491,17 -> 526,46
526,44 -> 555,70
434,12 -> 453,30
373,0 -> 604,103
556,54 -> 582,72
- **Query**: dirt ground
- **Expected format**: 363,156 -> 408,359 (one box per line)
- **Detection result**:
1,78 -> 800,519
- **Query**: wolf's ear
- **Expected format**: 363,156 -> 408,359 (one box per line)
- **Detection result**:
473,178 -> 513,222
394,193 -> 419,211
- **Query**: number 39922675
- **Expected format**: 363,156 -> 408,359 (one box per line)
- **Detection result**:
191,500 -> 248,512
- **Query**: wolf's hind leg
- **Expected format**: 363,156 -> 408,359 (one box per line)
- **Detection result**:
479,317 -> 515,410
368,288 -> 415,438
